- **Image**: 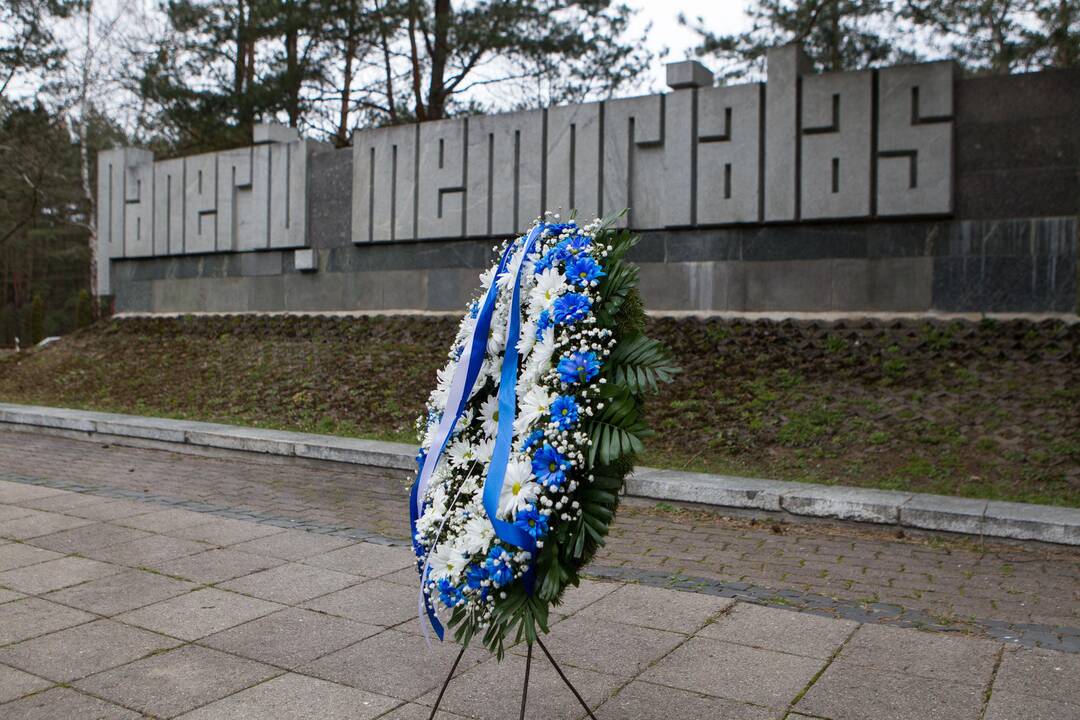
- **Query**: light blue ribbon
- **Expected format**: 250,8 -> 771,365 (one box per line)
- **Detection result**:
411,223 -> 545,639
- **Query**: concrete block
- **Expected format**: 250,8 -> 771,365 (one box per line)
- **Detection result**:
122,151 -> 155,258
697,83 -> 762,225
184,425 -> 298,457
417,118 -> 467,239
153,158 -> 186,255
800,70 -> 873,219
96,150 -> 120,294
877,61 -> 955,216
867,256 -> 933,311
235,251 -> 282,277
215,147 -> 253,252
294,248 -> 317,272
780,485 -> 912,524
183,152 -> 218,253
662,88 -> 695,227
94,417 -> 189,443
0,405 -> 95,433
466,109 -> 544,237
743,259 -> 833,311
603,94 -> 668,228
240,275 -> 284,311
666,60 -> 714,89
982,501 -> 1080,544
352,124 -> 418,242
545,101 -> 602,220
900,494 -> 987,535
254,123 -> 300,144
307,147 -> 353,249
636,262 -> 692,310
764,43 -> 810,221
293,436 -> 415,470
268,141 -> 308,249
426,267 -> 481,311
627,467 -> 788,511
283,271 -> 351,311
240,144 -> 272,250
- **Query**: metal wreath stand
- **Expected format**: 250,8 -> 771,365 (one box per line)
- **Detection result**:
427,637 -> 598,720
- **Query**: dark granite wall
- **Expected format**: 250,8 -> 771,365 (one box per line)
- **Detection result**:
112,68 -> 1080,315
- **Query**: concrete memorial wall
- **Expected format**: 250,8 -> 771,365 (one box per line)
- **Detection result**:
99,44 -> 1079,315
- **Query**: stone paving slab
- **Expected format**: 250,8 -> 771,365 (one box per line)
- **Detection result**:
0,618 -> 180,682
5,404 -> 1078,545
177,672 -> 400,719
73,644 -> 281,718
2,431 -> 1078,657
0,686 -> 142,719
0,482 -> 1078,718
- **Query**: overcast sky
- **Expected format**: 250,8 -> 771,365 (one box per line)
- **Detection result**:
628,0 -> 752,89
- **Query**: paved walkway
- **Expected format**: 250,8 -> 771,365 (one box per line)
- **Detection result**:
2,475 -> 1079,718
2,431 -> 1078,648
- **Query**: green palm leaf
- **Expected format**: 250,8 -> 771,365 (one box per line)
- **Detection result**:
606,333 -> 680,394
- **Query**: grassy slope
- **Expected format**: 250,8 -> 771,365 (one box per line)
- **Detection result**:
1,314 -> 1078,507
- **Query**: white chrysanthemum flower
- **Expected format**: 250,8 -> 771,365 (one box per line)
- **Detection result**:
479,393 -> 500,437
516,319 -> 537,359
428,542 -> 469,582
461,514 -> 494,555
472,437 -> 494,465
479,265 -> 497,289
516,386 -> 553,434
528,267 -> 567,310
529,326 -> 556,376
447,440 -> 480,468
499,460 -> 540,519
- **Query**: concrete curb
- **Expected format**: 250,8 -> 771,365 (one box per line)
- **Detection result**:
2,402 -> 1077,546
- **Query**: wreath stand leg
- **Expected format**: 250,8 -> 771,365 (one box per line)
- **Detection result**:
426,638 -> 597,720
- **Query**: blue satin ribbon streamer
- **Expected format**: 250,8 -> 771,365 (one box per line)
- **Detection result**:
480,227 -> 541,582
410,223 -> 545,639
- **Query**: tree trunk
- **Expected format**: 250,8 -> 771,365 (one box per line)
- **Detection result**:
336,0 -> 357,147
79,0 -> 99,315
425,0 -> 451,120
376,0 -> 397,122
285,0 -> 300,127
407,0 -> 426,120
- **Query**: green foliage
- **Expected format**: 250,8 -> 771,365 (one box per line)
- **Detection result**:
75,289 -> 93,329
607,333 -> 680,394
29,294 -> 45,344
682,0 -> 1080,83
588,385 -> 653,465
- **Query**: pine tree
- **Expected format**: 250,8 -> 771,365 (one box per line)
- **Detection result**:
680,0 -> 917,82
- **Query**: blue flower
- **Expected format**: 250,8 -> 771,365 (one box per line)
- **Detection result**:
566,256 -> 605,287
566,233 -> 592,253
519,429 -> 545,452
485,546 -> 514,588
557,351 -> 601,385
465,563 -> 487,590
437,578 -> 464,607
534,240 -> 571,275
552,293 -> 591,324
532,444 -> 568,489
550,395 -> 579,429
514,505 -> 549,541
535,309 -> 553,339
544,222 -> 576,237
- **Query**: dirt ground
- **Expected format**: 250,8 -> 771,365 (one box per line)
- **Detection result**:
1,314 -> 1077,506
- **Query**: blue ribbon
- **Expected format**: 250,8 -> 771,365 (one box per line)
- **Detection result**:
410,224 -> 545,639
480,227 -> 541,585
